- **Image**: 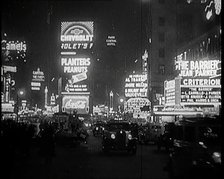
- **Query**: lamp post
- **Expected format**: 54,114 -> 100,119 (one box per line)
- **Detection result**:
109,91 -> 113,113
16,89 -> 25,122
119,97 -> 124,115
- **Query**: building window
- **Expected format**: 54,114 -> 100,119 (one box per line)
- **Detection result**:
158,32 -> 165,42
159,48 -> 165,58
159,64 -> 165,75
159,17 -> 165,26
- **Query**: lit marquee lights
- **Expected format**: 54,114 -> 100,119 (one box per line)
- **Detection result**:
125,74 -> 148,98
1,39 -> 27,61
204,0 -> 221,20
61,21 -> 94,50
175,59 -> 221,77
61,57 -> 91,73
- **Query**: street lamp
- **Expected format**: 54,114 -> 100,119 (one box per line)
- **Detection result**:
16,89 -> 25,121
109,91 -> 113,113
119,98 -> 124,103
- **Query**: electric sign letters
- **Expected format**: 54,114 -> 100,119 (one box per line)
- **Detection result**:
125,74 -> 147,98
164,80 -> 176,105
175,56 -> 221,105
60,21 -> 93,93
61,21 -> 93,51
62,95 -> 89,114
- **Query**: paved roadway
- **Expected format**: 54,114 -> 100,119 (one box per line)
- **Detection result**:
10,132 -> 170,179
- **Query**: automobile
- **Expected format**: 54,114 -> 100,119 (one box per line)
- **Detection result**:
157,122 -> 175,151
139,123 -> 164,144
102,120 -> 138,154
92,121 -> 106,137
166,116 -> 221,179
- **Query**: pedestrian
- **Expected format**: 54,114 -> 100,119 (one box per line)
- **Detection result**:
39,124 -> 56,165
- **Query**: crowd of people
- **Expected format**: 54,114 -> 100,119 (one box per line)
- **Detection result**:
1,111 -> 89,178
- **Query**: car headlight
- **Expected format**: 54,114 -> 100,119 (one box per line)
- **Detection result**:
128,134 -> 132,140
111,133 -> 116,139
212,152 -> 221,164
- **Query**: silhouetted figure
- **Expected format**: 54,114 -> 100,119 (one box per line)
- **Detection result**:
39,124 -> 56,165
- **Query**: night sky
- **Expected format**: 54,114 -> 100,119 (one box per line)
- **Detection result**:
2,0 -> 146,104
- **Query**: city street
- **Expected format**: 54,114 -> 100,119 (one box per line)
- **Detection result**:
10,132 -> 169,179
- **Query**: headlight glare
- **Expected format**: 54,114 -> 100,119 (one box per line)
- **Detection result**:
111,133 -> 115,139
128,134 -> 132,140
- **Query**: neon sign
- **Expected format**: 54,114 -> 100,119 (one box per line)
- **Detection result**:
61,21 -> 94,50
125,74 -> 148,98
204,0 -> 221,20
2,39 -> 27,61
164,80 -> 176,105
61,57 -> 90,73
32,68 -> 45,82
181,78 -> 220,87
62,95 -> 89,114
124,98 -> 151,119
106,36 -> 116,46
175,59 -> 221,77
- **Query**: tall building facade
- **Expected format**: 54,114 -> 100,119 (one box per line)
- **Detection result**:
147,0 -> 221,106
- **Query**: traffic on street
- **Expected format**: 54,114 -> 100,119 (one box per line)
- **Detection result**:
1,0 -> 221,179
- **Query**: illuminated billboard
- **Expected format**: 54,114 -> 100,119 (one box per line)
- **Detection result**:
61,21 -> 94,51
173,55 -> 221,106
61,57 -> 90,74
60,21 -> 94,94
62,95 -> 89,114
125,74 -> 148,98
164,79 -> 176,106
124,98 -> 151,119
32,68 -> 45,82
2,39 -> 27,61
106,35 -> 116,46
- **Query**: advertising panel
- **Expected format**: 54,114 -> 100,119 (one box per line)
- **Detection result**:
32,68 -> 45,82
60,21 -> 94,93
175,54 -> 221,106
164,79 -> 175,106
124,98 -> 151,119
125,74 -> 147,98
61,21 -> 93,51
62,95 -> 89,114
1,39 -> 26,62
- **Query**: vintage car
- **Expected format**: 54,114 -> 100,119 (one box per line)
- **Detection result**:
166,116 -> 221,179
102,120 -> 138,154
92,121 -> 106,137
157,122 -> 175,151
138,123 -> 164,144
